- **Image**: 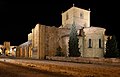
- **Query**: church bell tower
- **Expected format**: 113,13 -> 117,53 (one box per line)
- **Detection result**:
61,4 -> 90,29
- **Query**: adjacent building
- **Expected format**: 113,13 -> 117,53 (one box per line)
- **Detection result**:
0,41 -> 17,56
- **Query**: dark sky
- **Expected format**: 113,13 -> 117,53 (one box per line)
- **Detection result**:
0,0 -> 120,48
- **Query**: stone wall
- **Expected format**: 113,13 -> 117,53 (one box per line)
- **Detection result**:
45,27 -> 71,57
32,24 -> 46,59
83,27 -> 106,57
16,41 -> 32,58
45,26 -> 59,56
46,56 -> 120,64
39,25 -> 46,59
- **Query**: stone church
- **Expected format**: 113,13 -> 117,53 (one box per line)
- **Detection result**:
16,5 -> 107,59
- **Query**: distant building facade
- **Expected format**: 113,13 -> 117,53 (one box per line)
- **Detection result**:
4,41 -> 10,55
0,41 -> 17,56
16,6 -> 107,59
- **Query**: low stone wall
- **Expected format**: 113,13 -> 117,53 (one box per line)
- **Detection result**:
46,56 -> 120,64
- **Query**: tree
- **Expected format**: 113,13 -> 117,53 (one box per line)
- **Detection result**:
104,35 -> 119,58
68,22 -> 80,57
55,46 -> 64,56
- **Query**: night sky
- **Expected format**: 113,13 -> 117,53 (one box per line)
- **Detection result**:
0,0 -> 119,49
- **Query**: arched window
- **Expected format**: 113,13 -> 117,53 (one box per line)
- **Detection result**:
99,39 -> 102,48
80,12 -> 84,19
66,13 -> 69,20
88,39 -> 92,48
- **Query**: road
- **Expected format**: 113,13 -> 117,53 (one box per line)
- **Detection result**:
0,58 -> 120,77
0,61 -> 71,77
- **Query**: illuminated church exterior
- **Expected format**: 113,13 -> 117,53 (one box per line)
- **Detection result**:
16,5 -> 107,59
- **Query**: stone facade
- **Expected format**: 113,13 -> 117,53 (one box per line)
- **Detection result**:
16,41 -> 32,58
16,5 -> 107,59
83,27 -> 106,57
